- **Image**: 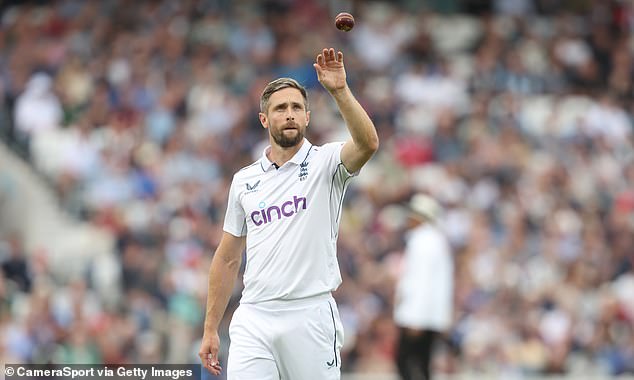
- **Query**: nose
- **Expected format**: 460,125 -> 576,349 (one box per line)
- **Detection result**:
285,106 -> 294,121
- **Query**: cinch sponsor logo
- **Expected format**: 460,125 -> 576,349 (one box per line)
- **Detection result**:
251,195 -> 307,226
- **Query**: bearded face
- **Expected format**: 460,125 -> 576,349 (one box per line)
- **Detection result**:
271,120 -> 304,148
260,88 -> 309,149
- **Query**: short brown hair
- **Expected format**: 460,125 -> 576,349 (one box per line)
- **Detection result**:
260,78 -> 308,113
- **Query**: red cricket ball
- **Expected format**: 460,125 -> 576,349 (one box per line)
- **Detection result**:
335,12 -> 355,32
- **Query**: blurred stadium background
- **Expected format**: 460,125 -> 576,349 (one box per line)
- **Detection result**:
1,0 -> 633,379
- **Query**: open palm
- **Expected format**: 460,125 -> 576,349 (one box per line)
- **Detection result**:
313,48 -> 347,93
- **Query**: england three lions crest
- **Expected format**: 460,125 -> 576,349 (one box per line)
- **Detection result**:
299,161 -> 309,181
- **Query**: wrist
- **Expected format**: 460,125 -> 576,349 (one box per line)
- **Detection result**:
203,327 -> 218,337
329,85 -> 350,99
204,319 -> 219,333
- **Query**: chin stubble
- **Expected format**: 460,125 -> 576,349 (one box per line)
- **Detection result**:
272,123 -> 303,148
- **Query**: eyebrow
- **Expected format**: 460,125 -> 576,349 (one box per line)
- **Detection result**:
273,101 -> 305,110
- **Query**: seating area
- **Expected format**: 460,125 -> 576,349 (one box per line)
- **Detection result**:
1,0 -> 633,377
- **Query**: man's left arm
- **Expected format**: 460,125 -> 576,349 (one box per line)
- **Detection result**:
314,48 -> 379,173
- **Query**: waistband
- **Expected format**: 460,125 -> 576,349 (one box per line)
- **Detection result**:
240,292 -> 333,310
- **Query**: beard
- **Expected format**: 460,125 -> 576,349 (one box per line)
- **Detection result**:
271,122 -> 304,148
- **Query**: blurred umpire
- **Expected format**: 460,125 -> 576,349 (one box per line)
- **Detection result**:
394,194 -> 454,380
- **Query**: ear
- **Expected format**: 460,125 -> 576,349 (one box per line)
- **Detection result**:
306,110 -> 310,127
259,112 -> 269,129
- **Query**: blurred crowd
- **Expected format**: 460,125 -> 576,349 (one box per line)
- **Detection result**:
1,0 -> 634,377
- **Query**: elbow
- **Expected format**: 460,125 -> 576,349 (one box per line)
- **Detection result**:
368,135 -> 379,153
221,254 -> 242,272
357,138 -> 378,162
365,133 -> 379,155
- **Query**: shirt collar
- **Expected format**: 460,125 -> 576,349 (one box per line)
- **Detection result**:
259,138 -> 312,172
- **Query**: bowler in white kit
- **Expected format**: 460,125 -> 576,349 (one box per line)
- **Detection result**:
199,47 -> 379,379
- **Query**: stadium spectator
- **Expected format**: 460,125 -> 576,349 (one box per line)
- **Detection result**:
13,72 -> 62,155
0,1 -> 632,378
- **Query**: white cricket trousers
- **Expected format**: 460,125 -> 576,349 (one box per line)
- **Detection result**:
227,293 -> 344,380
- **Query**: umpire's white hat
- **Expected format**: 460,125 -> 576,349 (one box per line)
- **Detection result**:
408,193 -> 442,222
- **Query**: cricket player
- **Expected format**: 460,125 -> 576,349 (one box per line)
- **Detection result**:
199,48 -> 379,379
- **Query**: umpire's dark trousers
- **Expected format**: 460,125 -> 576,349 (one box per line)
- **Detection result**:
396,328 -> 439,380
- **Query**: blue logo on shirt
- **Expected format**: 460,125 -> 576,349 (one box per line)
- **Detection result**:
246,180 -> 261,191
299,161 -> 309,181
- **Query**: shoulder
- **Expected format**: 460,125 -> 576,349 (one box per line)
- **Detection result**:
318,141 -> 346,152
235,159 -> 263,176
236,159 -> 262,174
307,141 -> 345,160
418,226 -> 450,249
231,160 -> 265,186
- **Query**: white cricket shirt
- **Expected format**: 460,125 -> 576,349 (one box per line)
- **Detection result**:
394,223 -> 453,331
223,138 -> 356,303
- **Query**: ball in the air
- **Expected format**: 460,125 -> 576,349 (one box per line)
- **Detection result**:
335,12 -> 355,32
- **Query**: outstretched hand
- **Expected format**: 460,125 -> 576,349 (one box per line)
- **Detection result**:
313,48 -> 347,93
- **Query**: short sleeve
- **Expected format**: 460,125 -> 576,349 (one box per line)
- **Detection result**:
222,175 -> 247,237
322,142 -> 359,185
